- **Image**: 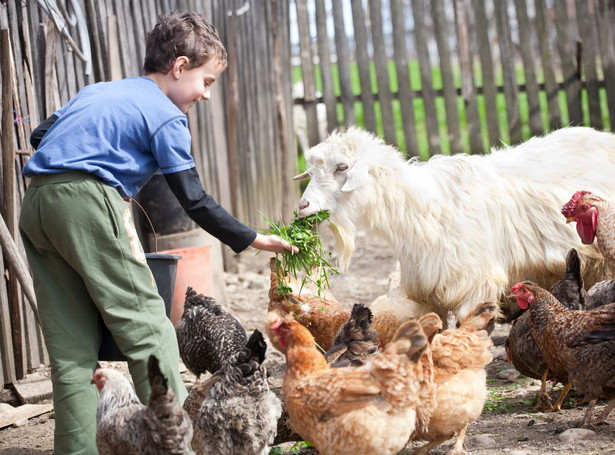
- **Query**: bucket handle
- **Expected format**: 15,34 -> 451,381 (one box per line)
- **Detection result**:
126,198 -> 158,253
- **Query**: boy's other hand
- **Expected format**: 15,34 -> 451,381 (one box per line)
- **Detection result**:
251,233 -> 299,254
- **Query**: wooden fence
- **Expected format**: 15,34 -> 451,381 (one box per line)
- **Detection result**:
0,0 -> 296,384
3,0 -> 615,384
293,0 -> 615,157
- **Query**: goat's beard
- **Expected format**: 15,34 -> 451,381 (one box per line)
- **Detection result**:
328,219 -> 356,271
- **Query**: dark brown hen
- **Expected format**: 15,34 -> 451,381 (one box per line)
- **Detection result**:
511,281 -> 615,427
324,303 -> 380,367
505,248 -> 587,411
176,287 -> 247,377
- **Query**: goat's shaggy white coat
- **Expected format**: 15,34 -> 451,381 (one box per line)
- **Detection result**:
297,126 -> 615,322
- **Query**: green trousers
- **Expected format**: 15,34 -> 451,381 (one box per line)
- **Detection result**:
19,172 -> 187,455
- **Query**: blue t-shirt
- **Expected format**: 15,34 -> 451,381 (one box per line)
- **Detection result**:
23,77 -> 195,198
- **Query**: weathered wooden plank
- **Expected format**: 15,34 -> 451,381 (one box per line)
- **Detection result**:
534,0 -> 562,130
390,0 -> 418,157
575,0 -> 603,129
412,0 -> 441,156
106,15 -> 122,81
13,372 -> 52,404
368,0 -> 396,144
295,0 -> 320,147
350,0 -> 376,133
331,0 -> 356,126
314,0 -> 338,134
471,0 -> 499,145
554,0 -> 583,125
514,0 -> 543,135
432,0 -> 463,155
494,0 -> 521,144
454,0 -> 482,155
0,403 -> 53,429
596,0 -> 615,127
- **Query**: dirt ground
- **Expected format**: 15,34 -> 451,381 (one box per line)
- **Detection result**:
2,230 -> 615,454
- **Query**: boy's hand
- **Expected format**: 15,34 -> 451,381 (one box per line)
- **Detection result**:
251,233 -> 299,254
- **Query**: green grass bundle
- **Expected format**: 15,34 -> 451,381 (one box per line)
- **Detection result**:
259,210 -> 338,296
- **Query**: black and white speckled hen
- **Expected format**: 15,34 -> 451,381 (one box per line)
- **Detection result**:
92,355 -> 193,455
176,287 -> 247,377
512,281 -> 615,427
324,303 -> 381,367
193,329 -> 282,455
587,279 -> 615,310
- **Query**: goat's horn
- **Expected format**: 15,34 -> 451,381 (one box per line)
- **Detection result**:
293,171 -> 310,181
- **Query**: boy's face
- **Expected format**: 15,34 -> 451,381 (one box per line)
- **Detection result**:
167,57 -> 226,113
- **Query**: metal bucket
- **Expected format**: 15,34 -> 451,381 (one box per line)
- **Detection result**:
98,253 -> 182,361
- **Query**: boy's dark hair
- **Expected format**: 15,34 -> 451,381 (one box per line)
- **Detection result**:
142,11 -> 227,75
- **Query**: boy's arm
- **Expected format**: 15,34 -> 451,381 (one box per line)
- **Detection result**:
164,168 -> 297,254
164,167 -> 256,253
30,114 -> 59,150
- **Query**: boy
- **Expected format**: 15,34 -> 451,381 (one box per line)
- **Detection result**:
19,11 -> 296,454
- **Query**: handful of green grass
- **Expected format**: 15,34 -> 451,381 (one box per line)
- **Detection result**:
259,210 -> 339,296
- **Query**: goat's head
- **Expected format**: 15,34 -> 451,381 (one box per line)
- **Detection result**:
295,127 -> 388,219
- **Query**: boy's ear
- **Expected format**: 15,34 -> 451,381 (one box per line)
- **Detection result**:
173,56 -> 189,77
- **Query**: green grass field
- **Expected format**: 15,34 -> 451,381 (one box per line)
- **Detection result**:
293,61 -> 611,160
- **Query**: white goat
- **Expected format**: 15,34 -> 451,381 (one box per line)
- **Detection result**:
295,126 -> 615,324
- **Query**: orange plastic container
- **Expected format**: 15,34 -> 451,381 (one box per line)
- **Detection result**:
160,245 -> 213,326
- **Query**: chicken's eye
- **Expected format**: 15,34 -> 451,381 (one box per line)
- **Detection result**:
335,164 -> 348,173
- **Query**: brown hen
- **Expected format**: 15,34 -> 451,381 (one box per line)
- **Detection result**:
272,317 -> 428,455
512,281 -> 615,427
412,302 -> 496,455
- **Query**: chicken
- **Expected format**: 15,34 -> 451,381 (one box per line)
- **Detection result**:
511,281 -> 615,427
191,329 -> 282,455
267,258 -> 414,352
176,287 -> 247,377
266,257 -> 350,352
324,303 -> 380,367
272,317 -> 428,455
562,190 -> 615,276
412,302 -> 496,455
91,355 -> 193,455
587,279 -> 615,309
505,248 -> 587,411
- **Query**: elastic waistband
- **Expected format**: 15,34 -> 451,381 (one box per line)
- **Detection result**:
28,171 -> 102,187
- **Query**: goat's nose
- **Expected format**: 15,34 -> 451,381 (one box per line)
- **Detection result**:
299,200 -> 309,210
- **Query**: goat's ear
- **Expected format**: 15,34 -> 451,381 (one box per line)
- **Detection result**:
341,160 -> 369,192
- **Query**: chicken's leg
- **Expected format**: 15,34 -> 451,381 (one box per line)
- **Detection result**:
534,369 -> 554,412
450,423 -> 469,455
577,399 -> 597,428
552,382 -> 572,412
414,433 -> 455,455
594,398 -> 615,425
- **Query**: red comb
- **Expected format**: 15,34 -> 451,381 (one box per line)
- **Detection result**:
561,191 -> 591,217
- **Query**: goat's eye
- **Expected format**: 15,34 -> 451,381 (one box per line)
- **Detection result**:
335,164 -> 348,173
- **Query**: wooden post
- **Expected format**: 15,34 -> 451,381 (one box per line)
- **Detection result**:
1,27 -> 24,379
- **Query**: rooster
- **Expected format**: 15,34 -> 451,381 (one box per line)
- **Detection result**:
272,317 -> 428,455
91,355 -> 193,455
562,190 -> 615,276
191,329 -> 282,455
176,287 -> 247,377
412,302 -> 496,455
511,281 -> 615,427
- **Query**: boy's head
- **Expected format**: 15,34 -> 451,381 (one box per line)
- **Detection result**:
142,11 -> 227,75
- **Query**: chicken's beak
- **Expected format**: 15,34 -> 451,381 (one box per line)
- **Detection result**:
565,217 -> 575,224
